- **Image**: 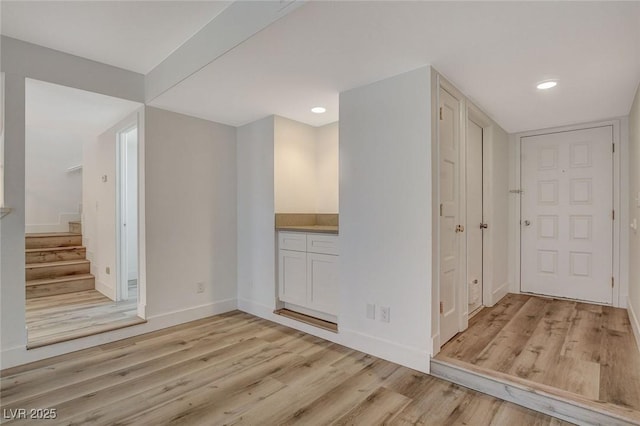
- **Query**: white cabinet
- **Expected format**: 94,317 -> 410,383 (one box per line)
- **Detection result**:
278,231 -> 338,319
279,249 -> 307,306
307,253 -> 338,315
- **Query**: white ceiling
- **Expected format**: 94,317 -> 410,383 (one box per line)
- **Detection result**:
26,79 -> 142,138
1,1 -> 231,74
149,1 -> 640,132
4,2 -> 640,133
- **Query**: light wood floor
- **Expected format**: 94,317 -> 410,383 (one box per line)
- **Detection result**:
1,311 -> 571,425
26,282 -> 142,349
437,293 -> 640,413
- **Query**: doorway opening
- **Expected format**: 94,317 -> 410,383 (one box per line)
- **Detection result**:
23,78 -> 145,349
117,125 -> 138,303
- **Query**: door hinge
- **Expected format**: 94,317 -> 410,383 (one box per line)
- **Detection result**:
613,210 -> 615,220
439,107 -> 443,120
440,203 -> 443,217
612,277 -> 614,288
613,143 -> 615,153
440,301 -> 444,314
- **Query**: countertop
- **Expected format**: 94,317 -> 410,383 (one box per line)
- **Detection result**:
276,225 -> 339,235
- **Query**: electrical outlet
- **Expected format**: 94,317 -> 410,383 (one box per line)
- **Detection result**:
366,303 -> 376,320
196,282 -> 205,294
380,306 -> 390,323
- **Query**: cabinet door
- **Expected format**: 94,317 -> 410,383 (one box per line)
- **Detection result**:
307,253 -> 338,315
278,249 -> 307,305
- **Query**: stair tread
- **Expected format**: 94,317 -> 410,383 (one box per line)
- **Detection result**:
26,273 -> 95,286
25,246 -> 85,253
26,259 -> 90,269
26,232 -> 81,238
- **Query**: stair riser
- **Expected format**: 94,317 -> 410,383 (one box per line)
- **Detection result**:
26,277 -> 95,299
68,223 -> 82,234
26,263 -> 90,280
26,235 -> 82,249
26,248 -> 86,264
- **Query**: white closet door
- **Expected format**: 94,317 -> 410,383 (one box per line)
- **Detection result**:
439,87 -> 462,344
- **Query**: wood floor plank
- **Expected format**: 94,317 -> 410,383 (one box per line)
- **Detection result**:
436,293 -> 640,419
439,293 -> 530,361
599,327 -> 640,410
332,386 -> 411,425
1,310 -> 575,426
543,356 -> 600,400
474,297 -> 551,372
560,302 -> 605,363
506,299 -> 574,383
24,289 -> 141,348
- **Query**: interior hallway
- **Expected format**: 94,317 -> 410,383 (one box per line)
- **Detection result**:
436,293 -> 640,416
26,281 -> 142,349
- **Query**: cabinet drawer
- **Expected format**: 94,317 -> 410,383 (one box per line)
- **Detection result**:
279,232 -> 307,252
307,234 -> 339,255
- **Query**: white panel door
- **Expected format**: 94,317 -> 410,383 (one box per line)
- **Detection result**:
307,253 -> 338,315
278,249 -> 307,306
467,120 -> 483,313
521,126 -> 613,304
439,87 -> 462,344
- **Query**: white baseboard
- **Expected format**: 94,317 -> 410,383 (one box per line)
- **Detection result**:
95,280 -> 116,301
0,298 -> 237,370
628,300 -> 640,352
431,333 -> 440,356
238,298 -> 430,374
25,213 -> 80,234
490,281 -> 509,307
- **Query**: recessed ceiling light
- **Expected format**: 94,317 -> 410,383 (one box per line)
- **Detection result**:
311,106 -> 326,114
536,80 -> 558,90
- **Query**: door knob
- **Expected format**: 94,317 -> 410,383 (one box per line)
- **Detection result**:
480,223 -> 488,229
522,220 -> 531,226
455,225 -> 465,233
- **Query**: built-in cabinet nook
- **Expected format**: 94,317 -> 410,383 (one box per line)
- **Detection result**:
273,116 -> 339,331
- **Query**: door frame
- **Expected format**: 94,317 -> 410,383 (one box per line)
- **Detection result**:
116,123 -> 137,302
512,119 -> 626,308
466,103 -> 494,312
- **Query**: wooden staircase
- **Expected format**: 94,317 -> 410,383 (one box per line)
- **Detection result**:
25,221 -> 95,299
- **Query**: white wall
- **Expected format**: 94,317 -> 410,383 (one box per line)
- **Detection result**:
25,126 -> 82,232
83,113 -> 138,300
316,121 -> 339,213
339,67 -> 432,371
274,116 -> 317,213
0,73 -> 27,360
629,82 -> 640,347
144,107 -> 237,317
0,37 -> 241,368
273,117 -> 339,214
237,116 -> 276,307
238,68 -> 433,373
